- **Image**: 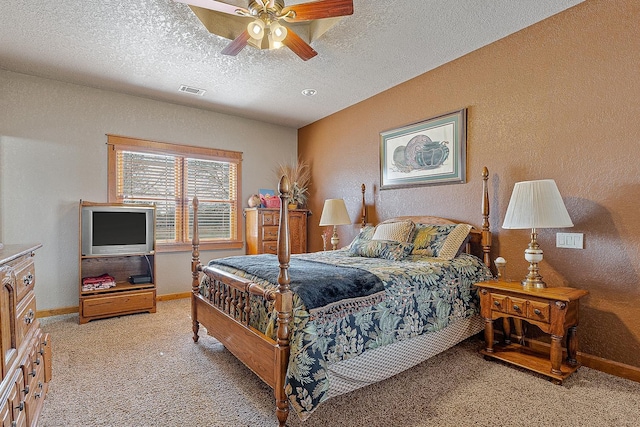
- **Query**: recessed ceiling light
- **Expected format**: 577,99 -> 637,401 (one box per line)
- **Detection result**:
301,89 -> 317,97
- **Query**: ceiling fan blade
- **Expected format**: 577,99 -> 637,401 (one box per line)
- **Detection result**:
282,0 -> 353,22
282,29 -> 318,61
221,30 -> 251,56
174,0 -> 247,16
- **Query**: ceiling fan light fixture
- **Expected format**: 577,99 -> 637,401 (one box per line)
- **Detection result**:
270,22 -> 288,43
247,19 -> 265,40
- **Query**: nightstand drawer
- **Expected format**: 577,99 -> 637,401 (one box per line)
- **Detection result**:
491,294 -> 509,313
507,296 -> 527,317
528,300 -> 550,323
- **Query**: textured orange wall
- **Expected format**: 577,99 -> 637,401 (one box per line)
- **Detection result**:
299,0 -> 640,367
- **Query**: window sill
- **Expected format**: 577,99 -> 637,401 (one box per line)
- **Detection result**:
155,241 -> 244,253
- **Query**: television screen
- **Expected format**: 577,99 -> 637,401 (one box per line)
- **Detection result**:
92,212 -> 147,246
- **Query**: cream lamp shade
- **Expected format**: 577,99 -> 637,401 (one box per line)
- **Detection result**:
502,179 -> 573,287
319,199 -> 351,250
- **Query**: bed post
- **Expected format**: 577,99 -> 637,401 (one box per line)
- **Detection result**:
275,175 -> 293,427
481,167 -> 492,268
191,196 -> 201,343
361,183 -> 367,230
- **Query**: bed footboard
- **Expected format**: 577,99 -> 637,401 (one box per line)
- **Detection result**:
191,176 -> 293,427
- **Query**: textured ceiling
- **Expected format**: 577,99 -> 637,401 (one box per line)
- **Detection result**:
0,0 -> 583,128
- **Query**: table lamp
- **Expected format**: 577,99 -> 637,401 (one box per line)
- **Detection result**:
502,179 -> 573,288
319,199 -> 351,250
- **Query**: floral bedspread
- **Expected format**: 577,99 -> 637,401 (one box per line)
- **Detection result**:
200,250 -> 493,420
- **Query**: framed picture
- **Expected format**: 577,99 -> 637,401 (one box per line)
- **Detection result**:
380,108 -> 467,189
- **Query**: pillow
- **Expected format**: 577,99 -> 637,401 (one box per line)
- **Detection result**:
437,224 -> 473,259
346,225 -> 375,249
371,220 -> 415,243
411,223 -> 472,258
348,239 -> 414,261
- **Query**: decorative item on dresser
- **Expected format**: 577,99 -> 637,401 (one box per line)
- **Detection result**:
189,167 -> 493,426
244,208 -> 309,255
0,244 -> 52,426
475,279 -> 588,384
319,198 -> 351,250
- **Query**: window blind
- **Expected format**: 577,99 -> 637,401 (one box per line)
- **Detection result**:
107,135 -> 242,251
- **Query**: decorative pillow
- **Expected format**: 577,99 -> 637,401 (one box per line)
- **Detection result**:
348,239 -> 414,261
411,223 -> 472,258
437,223 -> 473,259
371,220 -> 415,243
346,225 -> 375,249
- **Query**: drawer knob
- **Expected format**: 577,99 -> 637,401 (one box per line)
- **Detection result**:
534,308 -> 542,315
512,304 -> 520,311
22,385 -> 29,395
23,273 -> 34,286
24,309 -> 35,324
15,401 -> 24,412
493,301 -> 501,307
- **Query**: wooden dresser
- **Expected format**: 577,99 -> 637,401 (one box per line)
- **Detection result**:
0,244 -> 51,426
244,208 -> 309,255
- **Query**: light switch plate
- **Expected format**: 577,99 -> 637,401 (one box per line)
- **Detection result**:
556,232 -> 584,249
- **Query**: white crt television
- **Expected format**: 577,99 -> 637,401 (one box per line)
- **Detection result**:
81,204 -> 155,256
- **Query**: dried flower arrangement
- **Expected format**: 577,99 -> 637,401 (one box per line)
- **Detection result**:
275,159 -> 311,208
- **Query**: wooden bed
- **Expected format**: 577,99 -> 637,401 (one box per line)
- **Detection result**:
190,167 -> 492,426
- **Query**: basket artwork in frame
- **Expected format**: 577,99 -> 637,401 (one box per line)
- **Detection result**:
380,108 -> 467,189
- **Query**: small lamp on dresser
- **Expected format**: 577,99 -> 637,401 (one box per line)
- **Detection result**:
502,179 -> 573,288
319,198 -> 351,250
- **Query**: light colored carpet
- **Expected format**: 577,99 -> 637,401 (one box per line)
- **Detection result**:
39,299 -> 640,426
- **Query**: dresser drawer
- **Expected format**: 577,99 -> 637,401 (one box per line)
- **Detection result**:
261,226 -> 278,241
260,211 -> 279,226
15,293 -> 37,349
14,257 -> 36,303
81,290 -> 155,318
261,242 -> 278,254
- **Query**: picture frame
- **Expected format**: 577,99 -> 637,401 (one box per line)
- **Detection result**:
380,108 -> 467,189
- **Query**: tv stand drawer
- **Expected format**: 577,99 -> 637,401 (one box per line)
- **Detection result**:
80,289 -> 156,322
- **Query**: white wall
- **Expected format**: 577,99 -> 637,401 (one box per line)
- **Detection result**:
0,70 -> 298,311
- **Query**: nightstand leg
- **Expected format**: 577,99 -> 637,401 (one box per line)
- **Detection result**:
550,334 -> 563,375
502,317 -> 512,345
484,318 -> 494,353
513,318 -> 524,344
566,326 -> 579,366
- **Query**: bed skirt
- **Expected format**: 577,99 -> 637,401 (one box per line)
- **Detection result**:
325,315 -> 484,398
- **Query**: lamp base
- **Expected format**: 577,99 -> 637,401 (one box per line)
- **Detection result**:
330,226 -> 339,251
522,239 -> 546,288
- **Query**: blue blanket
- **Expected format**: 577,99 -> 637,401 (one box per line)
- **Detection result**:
209,254 -> 383,310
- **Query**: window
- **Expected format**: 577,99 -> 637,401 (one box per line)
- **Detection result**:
107,135 -> 242,252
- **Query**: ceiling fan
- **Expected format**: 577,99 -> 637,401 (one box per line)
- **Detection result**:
175,0 -> 354,61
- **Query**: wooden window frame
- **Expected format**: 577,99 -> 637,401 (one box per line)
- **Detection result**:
107,134 -> 243,252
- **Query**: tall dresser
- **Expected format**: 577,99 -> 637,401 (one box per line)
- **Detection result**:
0,245 -> 51,427
244,208 -> 309,255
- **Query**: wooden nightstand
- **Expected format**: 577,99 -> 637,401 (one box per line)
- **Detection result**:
475,280 -> 588,384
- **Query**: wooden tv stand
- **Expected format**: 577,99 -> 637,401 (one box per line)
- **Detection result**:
78,201 -> 156,324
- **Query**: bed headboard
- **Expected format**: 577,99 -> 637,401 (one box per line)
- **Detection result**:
359,167 -> 491,267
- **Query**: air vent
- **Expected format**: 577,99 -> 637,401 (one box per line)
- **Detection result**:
178,85 -> 206,96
